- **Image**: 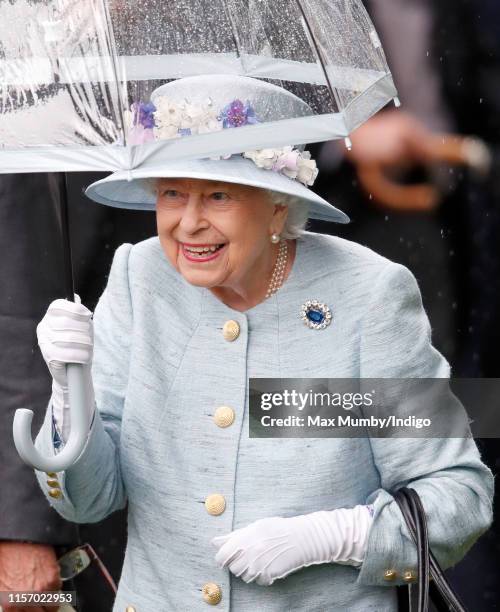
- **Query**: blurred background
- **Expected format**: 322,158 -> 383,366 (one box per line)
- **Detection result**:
311,0 -> 500,608
0,0 -> 499,610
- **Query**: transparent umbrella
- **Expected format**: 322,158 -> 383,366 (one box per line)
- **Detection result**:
1,0 -> 398,470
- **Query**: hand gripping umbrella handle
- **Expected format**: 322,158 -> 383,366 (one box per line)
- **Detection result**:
13,363 -> 90,472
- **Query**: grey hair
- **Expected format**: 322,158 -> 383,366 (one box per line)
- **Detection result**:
264,190 -> 310,239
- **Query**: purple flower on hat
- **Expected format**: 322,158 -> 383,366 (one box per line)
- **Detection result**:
132,101 -> 157,129
219,99 -> 259,129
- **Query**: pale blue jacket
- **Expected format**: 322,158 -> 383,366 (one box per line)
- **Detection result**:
34,231 -> 494,611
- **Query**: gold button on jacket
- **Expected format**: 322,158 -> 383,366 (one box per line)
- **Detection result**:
383,569 -> 397,581
46,479 -> 60,488
48,488 -> 62,499
205,494 -> 226,516
46,472 -> 58,478
213,406 -> 235,428
202,582 -> 222,605
222,320 -> 240,341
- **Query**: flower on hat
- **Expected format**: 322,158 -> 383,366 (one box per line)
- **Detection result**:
132,101 -> 156,129
154,98 -> 183,128
243,147 -> 318,186
153,97 -> 221,140
296,151 -> 319,186
272,146 -> 300,178
128,94 -> 318,187
125,102 -> 157,145
219,99 -> 258,128
243,149 -> 276,170
128,125 -> 155,145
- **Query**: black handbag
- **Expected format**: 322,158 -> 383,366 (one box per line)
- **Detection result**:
393,487 -> 468,612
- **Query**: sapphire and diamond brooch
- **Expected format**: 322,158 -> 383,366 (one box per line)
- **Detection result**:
301,300 -> 332,330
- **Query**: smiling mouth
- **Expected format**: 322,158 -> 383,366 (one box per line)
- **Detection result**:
181,242 -> 227,262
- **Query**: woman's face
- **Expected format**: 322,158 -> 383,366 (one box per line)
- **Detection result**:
155,178 -> 288,290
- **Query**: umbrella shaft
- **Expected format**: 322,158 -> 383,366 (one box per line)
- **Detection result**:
58,173 -> 75,302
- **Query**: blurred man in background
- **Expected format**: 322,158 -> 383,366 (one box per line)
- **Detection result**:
0,173 -> 156,611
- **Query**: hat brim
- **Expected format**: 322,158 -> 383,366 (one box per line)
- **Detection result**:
85,156 -> 349,224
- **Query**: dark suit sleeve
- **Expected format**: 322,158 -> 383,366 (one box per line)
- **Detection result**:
0,174 -> 78,545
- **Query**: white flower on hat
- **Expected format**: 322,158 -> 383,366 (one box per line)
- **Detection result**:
154,98 -> 183,128
181,103 -> 205,130
192,109 -> 221,135
244,147 -> 318,186
296,151 -> 319,186
153,96 -> 222,137
198,116 -> 223,135
243,149 -> 277,170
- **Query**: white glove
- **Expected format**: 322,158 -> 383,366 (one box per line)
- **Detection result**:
211,504 -> 373,586
36,297 -> 95,442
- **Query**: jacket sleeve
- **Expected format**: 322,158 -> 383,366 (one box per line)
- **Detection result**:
356,262 -> 494,586
34,243 -> 133,524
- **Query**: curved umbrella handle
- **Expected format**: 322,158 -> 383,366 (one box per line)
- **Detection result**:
13,363 -> 90,472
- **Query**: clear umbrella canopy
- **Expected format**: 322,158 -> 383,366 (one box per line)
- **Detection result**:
0,0 -> 397,173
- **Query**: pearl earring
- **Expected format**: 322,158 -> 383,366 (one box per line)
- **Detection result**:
270,233 -> 280,244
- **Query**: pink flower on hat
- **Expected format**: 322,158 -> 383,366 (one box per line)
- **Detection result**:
272,147 -> 300,179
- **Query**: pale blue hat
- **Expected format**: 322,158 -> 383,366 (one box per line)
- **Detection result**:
85,75 -> 349,224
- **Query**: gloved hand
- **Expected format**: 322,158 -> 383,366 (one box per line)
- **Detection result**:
211,504 -> 373,586
36,297 -> 95,442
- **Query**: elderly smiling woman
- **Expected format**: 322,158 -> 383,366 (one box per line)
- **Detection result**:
33,76 -> 493,612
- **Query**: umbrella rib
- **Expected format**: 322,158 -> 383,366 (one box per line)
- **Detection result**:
293,0 -> 341,114
98,0 -> 128,146
221,1 -> 245,70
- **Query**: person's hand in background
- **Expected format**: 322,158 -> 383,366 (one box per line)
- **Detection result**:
346,110 -> 433,168
0,542 -> 62,612
346,110 -> 444,212
342,110 -> 490,212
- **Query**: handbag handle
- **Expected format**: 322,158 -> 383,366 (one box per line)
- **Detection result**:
394,488 -> 429,612
393,487 -> 468,612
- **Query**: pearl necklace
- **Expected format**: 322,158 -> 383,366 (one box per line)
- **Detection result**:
265,240 -> 288,299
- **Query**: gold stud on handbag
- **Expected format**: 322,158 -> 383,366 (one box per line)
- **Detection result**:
393,487 -> 467,612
